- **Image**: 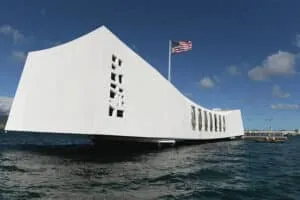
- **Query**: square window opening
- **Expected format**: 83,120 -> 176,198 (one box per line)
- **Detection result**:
117,110 -> 124,118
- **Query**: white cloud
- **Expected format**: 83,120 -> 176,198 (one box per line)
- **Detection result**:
295,34 -> 300,48
248,51 -> 296,81
227,65 -> 241,76
12,51 -> 27,62
271,104 -> 300,110
199,77 -> 215,88
272,85 -> 290,98
0,97 -> 13,115
0,24 -> 24,43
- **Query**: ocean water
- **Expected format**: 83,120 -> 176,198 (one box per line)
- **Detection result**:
0,132 -> 299,200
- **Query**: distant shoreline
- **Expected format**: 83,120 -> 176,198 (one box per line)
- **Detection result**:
0,115 -> 8,131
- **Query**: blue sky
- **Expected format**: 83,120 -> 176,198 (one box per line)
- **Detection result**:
0,0 -> 300,129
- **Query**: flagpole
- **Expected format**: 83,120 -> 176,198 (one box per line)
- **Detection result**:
168,40 -> 172,82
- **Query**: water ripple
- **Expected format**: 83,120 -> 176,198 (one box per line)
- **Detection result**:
0,133 -> 300,199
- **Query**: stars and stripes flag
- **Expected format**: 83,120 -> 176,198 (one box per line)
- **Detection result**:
171,40 -> 192,54
168,40 -> 192,82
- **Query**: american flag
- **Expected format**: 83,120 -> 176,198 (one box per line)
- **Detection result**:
171,40 -> 192,54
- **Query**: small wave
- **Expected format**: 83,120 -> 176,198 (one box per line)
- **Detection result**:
0,165 -> 27,173
1,189 -> 44,199
72,167 -> 110,177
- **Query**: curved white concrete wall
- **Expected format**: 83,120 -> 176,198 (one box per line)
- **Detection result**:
5,26 -> 244,140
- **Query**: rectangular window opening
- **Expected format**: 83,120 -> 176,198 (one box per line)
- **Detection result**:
112,55 -> 117,62
219,115 -> 222,132
198,109 -> 202,131
109,106 -> 114,116
110,83 -> 117,89
112,64 -> 116,70
214,114 -> 218,132
223,116 -> 226,132
118,74 -> 123,84
209,113 -> 213,132
191,106 -> 196,130
118,59 -> 122,66
204,111 -> 208,131
111,73 -> 116,81
110,90 -> 116,98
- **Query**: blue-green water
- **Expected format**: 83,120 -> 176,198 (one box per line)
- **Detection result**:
0,132 -> 299,199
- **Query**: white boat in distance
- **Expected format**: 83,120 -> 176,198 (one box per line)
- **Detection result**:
5,26 -> 244,145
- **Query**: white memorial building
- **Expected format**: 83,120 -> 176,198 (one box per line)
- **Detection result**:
5,26 -> 244,145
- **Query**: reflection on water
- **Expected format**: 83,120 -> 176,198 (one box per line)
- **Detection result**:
0,133 -> 299,199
